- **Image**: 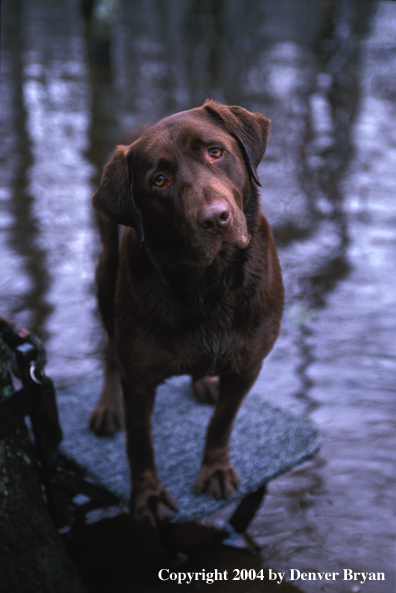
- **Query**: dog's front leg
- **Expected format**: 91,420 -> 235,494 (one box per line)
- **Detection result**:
121,375 -> 178,528
194,366 -> 261,499
90,337 -> 123,436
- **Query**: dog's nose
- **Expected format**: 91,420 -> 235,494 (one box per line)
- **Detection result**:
198,201 -> 232,233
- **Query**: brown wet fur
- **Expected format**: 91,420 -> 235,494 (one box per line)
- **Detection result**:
90,101 -> 284,527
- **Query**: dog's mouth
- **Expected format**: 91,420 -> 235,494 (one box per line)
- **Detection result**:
231,232 -> 250,249
185,224 -> 251,267
164,192 -> 251,267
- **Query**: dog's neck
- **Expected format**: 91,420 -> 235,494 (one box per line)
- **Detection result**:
145,212 -> 260,297
143,241 -> 242,295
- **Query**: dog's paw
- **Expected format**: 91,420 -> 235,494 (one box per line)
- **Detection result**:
194,461 -> 240,499
132,481 -> 178,529
192,376 -> 219,404
89,405 -> 123,436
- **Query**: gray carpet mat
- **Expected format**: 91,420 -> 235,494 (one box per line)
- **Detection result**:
57,375 -> 320,523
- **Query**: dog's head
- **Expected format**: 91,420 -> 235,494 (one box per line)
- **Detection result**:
92,100 -> 270,266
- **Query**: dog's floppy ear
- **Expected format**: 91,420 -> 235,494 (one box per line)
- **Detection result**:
92,145 -> 145,243
203,100 -> 271,187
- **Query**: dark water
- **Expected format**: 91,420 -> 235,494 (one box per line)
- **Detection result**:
1,1 -> 395,591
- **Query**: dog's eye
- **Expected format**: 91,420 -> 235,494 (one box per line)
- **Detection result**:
208,148 -> 223,159
153,174 -> 167,187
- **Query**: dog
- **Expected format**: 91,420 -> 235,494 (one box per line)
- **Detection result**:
89,100 -> 284,528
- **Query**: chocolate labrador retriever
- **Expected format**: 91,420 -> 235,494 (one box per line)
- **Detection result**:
89,100 -> 284,527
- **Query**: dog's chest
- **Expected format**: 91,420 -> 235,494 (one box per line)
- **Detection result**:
173,290 -> 250,376
129,258 -> 264,377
